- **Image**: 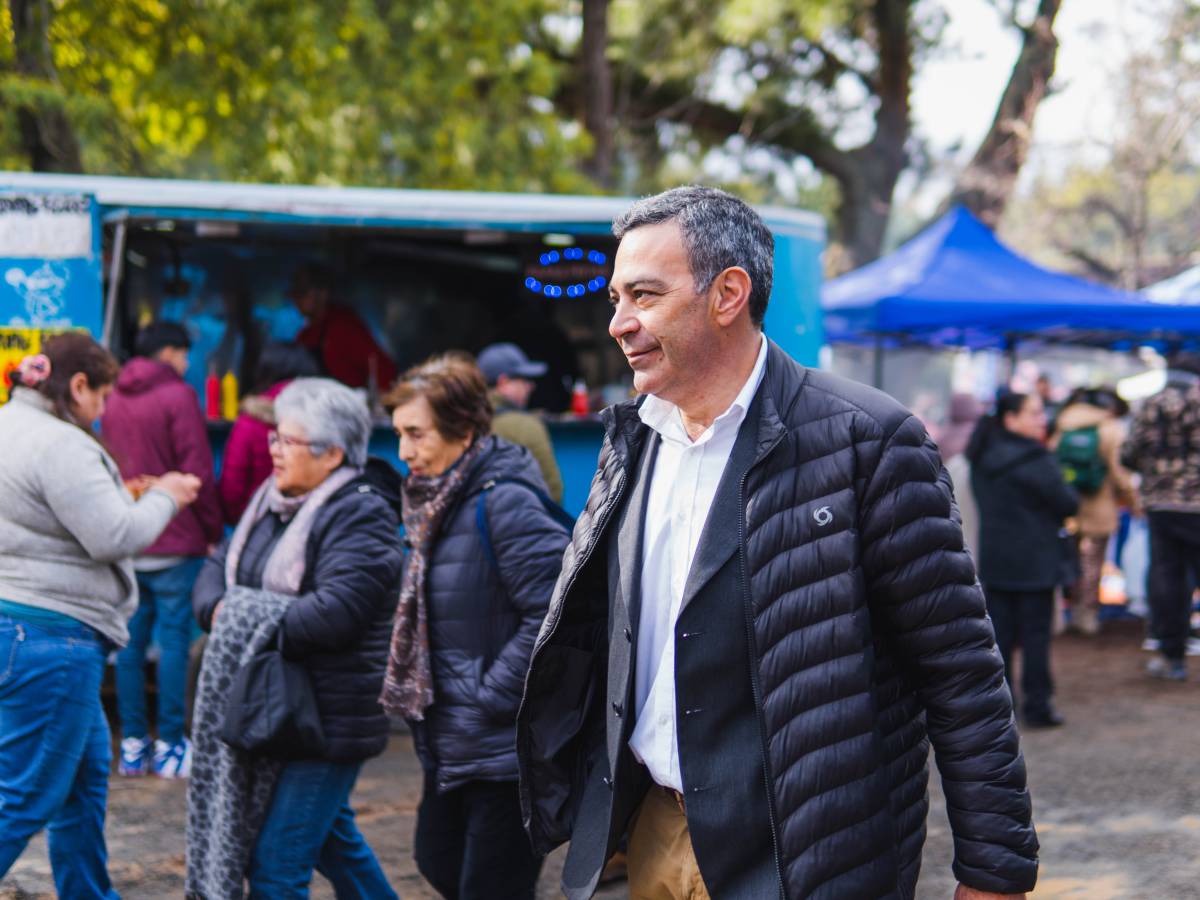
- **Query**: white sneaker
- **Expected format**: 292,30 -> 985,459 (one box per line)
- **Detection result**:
1140,637 -> 1200,656
153,738 -> 192,779
118,736 -> 151,777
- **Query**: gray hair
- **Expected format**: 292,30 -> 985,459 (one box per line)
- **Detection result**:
612,185 -> 775,326
274,377 -> 371,468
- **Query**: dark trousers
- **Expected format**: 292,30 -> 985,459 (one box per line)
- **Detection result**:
985,587 -> 1054,716
1147,511 -> 1200,662
415,774 -> 542,900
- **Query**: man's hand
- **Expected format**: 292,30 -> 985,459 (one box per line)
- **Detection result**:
955,885 -> 1026,900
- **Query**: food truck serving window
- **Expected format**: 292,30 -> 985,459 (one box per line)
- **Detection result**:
110,218 -> 622,415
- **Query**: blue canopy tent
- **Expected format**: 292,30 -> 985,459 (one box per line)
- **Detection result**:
822,207 -> 1200,355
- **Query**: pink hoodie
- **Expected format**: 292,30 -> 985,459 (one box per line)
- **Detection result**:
218,380 -> 290,525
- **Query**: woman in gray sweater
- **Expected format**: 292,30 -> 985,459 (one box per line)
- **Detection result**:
0,333 -> 200,899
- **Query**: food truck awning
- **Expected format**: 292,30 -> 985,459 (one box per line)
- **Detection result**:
0,172 -> 825,240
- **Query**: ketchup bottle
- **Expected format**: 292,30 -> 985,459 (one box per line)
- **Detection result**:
571,379 -> 589,417
205,365 -> 220,420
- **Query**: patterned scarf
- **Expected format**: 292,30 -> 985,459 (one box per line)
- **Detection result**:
224,467 -> 361,595
381,438 -> 488,719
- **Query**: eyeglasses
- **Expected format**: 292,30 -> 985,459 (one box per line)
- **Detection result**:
268,430 -> 324,452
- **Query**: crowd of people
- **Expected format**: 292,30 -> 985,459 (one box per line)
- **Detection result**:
936,357 -> 1200,727
0,185 -> 1194,900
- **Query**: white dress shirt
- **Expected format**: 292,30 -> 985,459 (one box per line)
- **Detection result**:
629,335 -> 768,791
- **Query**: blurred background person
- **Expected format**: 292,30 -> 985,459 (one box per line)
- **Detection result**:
477,341 -> 564,504
381,355 -> 570,900
1122,352 -> 1200,682
968,390 -> 1079,728
101,320 -> 223,780
290,263 -> 397,390
0,334 -> 199,898
189,378 -> 402,899
1053,386 -> 1137,636
938,392 -> 984,561
219,341 -> 322,524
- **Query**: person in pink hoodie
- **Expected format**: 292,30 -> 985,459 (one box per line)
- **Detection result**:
218,342 -> 321,524
100,321 -> 224,779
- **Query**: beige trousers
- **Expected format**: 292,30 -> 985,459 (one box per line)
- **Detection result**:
627,785 -> 711,900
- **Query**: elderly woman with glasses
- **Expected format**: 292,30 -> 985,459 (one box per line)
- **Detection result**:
189,378 -> 403,899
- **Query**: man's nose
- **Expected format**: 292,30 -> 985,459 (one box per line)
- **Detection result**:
608,297 -> 639,341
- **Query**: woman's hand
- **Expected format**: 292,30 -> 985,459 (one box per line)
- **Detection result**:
154,472 -> 202,509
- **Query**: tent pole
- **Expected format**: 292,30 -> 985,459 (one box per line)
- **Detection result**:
1004,335 -> 1018,386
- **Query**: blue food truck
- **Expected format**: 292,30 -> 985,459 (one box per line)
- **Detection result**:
0,173 -> 824,514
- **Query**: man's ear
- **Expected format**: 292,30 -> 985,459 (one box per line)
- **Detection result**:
711,266 -> 753,327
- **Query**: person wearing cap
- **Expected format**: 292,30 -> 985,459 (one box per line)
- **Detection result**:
477,343 -> 564,504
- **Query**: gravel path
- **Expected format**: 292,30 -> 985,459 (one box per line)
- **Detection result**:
2,619 -> 1197,899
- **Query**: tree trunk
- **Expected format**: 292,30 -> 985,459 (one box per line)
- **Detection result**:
827,0 -> 913,271
8,0 -> 83,172
580,0 -> 614,187
946,0 -> 1062,225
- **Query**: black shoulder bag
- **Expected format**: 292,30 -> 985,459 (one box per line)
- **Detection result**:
220,627 -> 326,759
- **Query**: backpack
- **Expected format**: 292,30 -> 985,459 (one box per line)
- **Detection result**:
1056,425 -> 1107,495
475,477 -> 575,573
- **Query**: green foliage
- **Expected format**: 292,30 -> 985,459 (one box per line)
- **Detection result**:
1,0 -> 594,191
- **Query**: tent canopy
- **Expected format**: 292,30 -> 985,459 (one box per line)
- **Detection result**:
821,206 -> 1200,348
1145,265 -> 1200,303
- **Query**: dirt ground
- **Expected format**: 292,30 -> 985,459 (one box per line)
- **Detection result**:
2,619 -> 1199,899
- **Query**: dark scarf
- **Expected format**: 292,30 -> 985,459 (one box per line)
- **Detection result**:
381,438 -> 488,719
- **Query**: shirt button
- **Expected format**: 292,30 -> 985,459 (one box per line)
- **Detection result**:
658,714 -> 669,727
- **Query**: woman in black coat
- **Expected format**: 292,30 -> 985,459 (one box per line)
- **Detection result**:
191,378 -> 404,899
968,390 -> 1079,728
381,354 -> 571,900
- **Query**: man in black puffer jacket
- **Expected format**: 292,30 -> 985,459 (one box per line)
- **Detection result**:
517,187 -> 1038,900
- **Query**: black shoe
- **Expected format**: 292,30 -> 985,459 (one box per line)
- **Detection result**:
1023,709 -> 1065,728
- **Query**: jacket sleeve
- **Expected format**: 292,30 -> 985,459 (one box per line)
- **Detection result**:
170,386 -> 224,544
1102,419 -> 1138,510
1023,454 -> 1080,520
279,493 -> 404,658
859,414 -> 1038,895
39,437 -> 179,563
218,418 -> 259,525
1121,401 -> 1156,473
530,420 -> 565,505
475,482 -> 571,721
193,537 -> 229,632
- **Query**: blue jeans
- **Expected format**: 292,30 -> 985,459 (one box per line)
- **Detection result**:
116,559 -> 203,745
0,613 -> 119,899
248,760 -> 397,899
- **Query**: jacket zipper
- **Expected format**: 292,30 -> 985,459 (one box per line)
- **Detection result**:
738,440 -> 789,900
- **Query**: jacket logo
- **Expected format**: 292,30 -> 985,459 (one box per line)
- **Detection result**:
813,506 -> 833,527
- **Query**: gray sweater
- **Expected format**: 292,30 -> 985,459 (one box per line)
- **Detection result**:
0,389 -> 178,647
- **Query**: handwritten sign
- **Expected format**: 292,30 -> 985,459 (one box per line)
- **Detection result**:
0,328 -> 43,404
0,192 -> 102,334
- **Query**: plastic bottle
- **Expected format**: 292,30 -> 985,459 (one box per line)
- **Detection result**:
221,370 -> 239,420
571,379 -> 589,417
205,365 -> 221,420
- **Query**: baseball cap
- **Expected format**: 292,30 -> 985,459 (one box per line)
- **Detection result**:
477,343 -> 548,383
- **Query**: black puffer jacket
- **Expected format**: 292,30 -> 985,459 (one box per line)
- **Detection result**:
518,341 -> 1038,898
194,458 -> 405,762
415,437 -> 571,793
968,423 -> 1079,591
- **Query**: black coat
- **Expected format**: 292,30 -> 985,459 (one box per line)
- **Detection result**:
414,436 -> 571,793
518,341 -> 1039,898
968,425 -> 1080,591
193,458 -> 405,762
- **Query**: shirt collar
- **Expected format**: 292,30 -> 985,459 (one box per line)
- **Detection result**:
639,334 -> 768,446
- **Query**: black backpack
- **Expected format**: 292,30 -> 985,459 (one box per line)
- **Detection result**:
475,477 -> 575,573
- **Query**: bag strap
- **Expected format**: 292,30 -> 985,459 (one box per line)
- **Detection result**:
475,477 -> 575,573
